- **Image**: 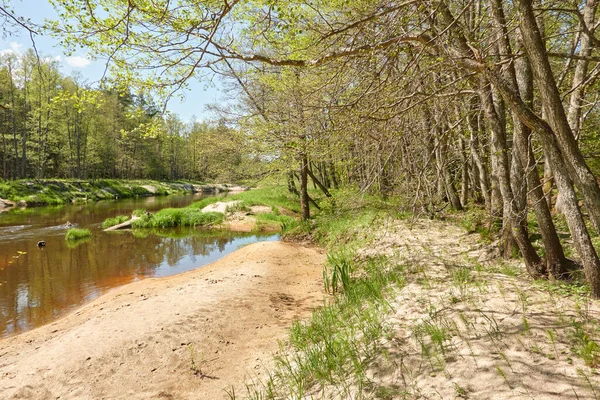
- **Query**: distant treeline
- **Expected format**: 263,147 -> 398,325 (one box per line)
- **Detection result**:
0,50 -> 259,182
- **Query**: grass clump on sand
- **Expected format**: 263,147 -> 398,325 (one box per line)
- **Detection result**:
101,215 -> 130,229
190,185 -> 303,215
255,213 -> 298,232
186,186 -> 307,233
228,185 -> 302,213
233,250 -> 405,399
65,228 -> 92,241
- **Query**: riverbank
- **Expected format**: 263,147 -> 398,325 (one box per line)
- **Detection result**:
3,186 -> 598,399
233,194 -> 600,399
0,179 -> 246,209
0,240 -> 325,399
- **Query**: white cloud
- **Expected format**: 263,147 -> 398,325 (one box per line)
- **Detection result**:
43,55 -> 62,63
65,55 -> 90,68
0,42 -> 23,56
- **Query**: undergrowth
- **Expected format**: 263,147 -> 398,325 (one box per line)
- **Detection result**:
228,189 -> 411,399
0,179 -> 211,206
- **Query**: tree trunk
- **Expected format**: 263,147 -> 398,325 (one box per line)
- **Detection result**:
458,135 -> 469,206
483,69 -> 600,297
435,127 -> 462,210
466,99 -> 492,210
567,0 -> 597,140
513,33 -> 570,279
329,162 -> 339,189
300,154 -> 310,220
515,0 -> 600,235
307,166 -> 332,198
479,75 -> 542,271
287,171 -> 299,195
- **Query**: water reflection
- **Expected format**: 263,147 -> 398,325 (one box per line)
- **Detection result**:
0,195 -> 278,338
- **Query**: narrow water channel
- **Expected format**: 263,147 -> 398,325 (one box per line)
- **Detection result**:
0,194 -> 278,338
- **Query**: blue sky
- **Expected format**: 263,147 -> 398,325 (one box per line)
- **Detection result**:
0,0 -> 223,122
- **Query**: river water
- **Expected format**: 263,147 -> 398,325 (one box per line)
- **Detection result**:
0,194 -> 278,338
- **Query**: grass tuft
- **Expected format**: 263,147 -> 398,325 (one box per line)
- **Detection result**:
101,215 -> 130,229
132,208 -> 223,228
245,252 -> 405,398
65,228 -> 92,241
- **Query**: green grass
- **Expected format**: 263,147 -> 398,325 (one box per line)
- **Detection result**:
254,254 -> 405,398
255,213 -> 298,232
570,322 -> 600,367
65,228 -> 92,241
231,188 -> 410,398
101,215 -> 130,229
456,206 -> 495,242
132,208 -> 224,228
228,186 -> 303,213
0,179 -> 214,207
188,185 -> 305,215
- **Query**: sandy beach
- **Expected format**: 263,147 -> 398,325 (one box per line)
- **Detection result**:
0,241 -> 325,399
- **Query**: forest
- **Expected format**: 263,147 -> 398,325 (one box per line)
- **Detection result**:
0,49 -> 252,182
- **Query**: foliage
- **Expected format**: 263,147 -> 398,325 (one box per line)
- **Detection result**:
0,50 -> 266,182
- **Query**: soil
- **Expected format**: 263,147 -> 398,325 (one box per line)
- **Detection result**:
0,241 -> 325,400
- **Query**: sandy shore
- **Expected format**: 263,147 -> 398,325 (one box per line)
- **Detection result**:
0,241 -> 325,399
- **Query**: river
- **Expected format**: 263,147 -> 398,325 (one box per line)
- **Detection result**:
0,194 -> 278,338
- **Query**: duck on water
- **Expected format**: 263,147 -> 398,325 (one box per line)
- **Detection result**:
37,221 -> 73,247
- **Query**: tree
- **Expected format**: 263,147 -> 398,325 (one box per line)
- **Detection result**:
46,0 -> 600,296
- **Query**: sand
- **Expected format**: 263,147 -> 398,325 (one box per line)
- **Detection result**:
201,201 -> 242,214
0,241 -> 325,400
355,218 -> 600,400
3,216 -> 599,400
